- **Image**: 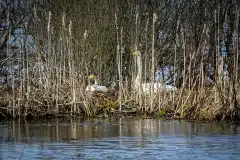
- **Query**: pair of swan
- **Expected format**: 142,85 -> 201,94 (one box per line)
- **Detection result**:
85,50 -> 177,93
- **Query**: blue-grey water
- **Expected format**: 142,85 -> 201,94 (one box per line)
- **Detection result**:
0,118 -> 240,160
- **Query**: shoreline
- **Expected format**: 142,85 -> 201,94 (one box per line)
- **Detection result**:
0,103 -> 238,124
1,85 -> 240,123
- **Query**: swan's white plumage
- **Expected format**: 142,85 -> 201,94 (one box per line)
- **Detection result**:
139,82 -> 177,93
85,78 -> 108,92
133,50 -> 177,93
85,84 -> 108,92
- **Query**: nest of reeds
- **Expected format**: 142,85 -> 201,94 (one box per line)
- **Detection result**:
87,90 -> 119,115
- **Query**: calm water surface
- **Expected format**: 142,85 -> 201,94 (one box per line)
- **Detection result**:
0,118 -> 240,160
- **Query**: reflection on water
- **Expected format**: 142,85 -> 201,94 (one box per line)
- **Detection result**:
0,118 -> 240,160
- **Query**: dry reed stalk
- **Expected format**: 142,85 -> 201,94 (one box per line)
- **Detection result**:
68,20 -> 77,114
234,6 -> 239,85
44,11 -> 52,113
214,8 -> 219,104
143,18 -> 149,112
173,15 -> 181,106
134,7 -> 140,105
6,11 -> 15,117
62,12 -> 66,84
119,27 -> 123,112
150,13 -> 157,112
114,13 -> 122,113
181,25 -> 186,118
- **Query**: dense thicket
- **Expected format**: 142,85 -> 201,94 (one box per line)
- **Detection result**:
0,0 -> 240,121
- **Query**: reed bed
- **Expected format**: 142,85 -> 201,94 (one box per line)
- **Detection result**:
0,0 -> 239,122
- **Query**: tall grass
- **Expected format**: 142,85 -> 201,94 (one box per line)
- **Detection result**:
0,1 -> 239,121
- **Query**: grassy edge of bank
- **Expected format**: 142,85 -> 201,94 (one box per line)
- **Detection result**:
0,87 -> 239,123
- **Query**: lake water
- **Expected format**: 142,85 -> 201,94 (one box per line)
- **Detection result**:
0,118 -> 240,160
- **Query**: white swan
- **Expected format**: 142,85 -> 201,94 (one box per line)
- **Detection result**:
133,50 -> 177,93
85,74 -> 108,92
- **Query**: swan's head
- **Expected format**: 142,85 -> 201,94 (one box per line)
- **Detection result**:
132,50 -> 141,57
88,73 -> 96,80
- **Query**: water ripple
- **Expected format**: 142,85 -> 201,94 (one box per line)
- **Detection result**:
0,118 -> 240,160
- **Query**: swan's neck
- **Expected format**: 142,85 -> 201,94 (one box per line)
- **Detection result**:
135,55 -> 142,88
94,79 -> 98,85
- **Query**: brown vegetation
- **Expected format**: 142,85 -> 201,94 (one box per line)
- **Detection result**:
0,0 -> 240,121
